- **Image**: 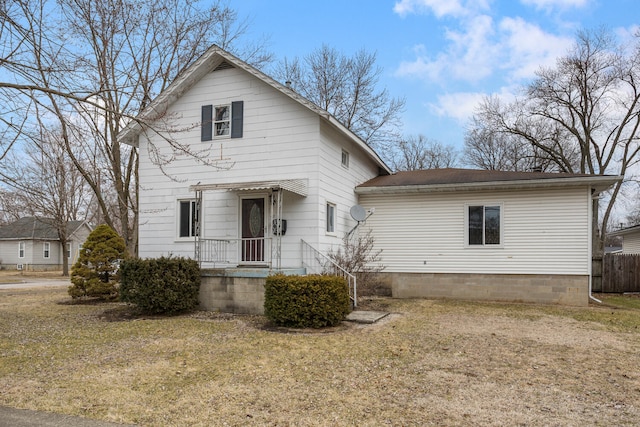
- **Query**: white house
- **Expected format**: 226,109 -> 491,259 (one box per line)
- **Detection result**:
609,224 -> 640,254
121,45 -> 619,311
0,217 -> 92,271
357,169 -> 618,306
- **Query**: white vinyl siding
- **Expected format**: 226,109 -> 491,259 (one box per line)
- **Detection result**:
136,66 -> 338,264
360,187 -> 591,276
315,121 -> 381,253
622,232 -> 640,254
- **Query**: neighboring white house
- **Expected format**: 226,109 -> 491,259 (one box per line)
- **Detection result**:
609,224 -> 640,254
120,45 -> 619,310
0,217 -> 92,271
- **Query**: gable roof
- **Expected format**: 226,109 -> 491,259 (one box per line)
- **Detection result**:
119,44 -> 391,174
0,217 -> 88,241
356,168 -> 621,194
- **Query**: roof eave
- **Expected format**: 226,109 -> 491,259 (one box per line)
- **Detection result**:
355,175 -> 622,194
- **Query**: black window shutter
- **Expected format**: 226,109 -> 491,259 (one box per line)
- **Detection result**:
231,101 -> 243,138
201,105 -> 213,141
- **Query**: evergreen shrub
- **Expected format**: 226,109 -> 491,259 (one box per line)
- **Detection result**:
119,256 -> 200,315
264,274 -> 350,328
69,224 -> 126,299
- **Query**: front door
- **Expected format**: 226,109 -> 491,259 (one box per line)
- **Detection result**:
241,198 -> 265,263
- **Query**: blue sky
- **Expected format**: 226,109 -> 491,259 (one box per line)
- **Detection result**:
233,0 -> 638,150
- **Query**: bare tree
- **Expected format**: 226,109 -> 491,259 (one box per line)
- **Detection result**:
463,116 -> 567,171
0,191 -> 29,225
392,134 -> 458,171
274,45 -> 405,154
0,0 -> 271,255
466,28 -> 640,256
0,128 -> 92,275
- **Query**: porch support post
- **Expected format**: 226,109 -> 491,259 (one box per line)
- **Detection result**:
194,189 -> 202,266
271,188 -> 283,270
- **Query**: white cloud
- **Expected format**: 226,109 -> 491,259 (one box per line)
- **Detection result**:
394,0 -> 464,18
498,17 -> 574,79
430,86 -> 518,122
393,0 -> 490,18
395,14 -> 575,84
520,0 -> 588,10
616,24 -> 640,54
396,14 -> 498,82
430,91 -> 487,121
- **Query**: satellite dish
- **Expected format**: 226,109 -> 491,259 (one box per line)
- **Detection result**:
350,205 -> 367,222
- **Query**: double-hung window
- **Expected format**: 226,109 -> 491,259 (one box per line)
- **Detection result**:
326,202 -> 336,234
179,199 -> 199,238
43,242 -> 50,259
201,101 -> 244,141
467,205 -> 501,246
18,242 -> 25,258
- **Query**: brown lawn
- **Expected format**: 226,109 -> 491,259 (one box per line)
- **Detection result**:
0,284 -> 639,426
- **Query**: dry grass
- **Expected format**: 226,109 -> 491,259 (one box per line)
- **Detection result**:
1,287 -> 639,426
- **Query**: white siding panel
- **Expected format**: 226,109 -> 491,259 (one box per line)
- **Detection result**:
312,121 -> 382,253
360,187 -> 591,275
137,64 -> 385,265
622,232 -> 640,254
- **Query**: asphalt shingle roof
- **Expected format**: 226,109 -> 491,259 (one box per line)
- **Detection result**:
0,217 -> 85,240
357,168 -> 597,188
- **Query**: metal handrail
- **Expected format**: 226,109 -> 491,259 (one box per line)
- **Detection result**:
198,237 -> 272,267
301,239 -> 357,307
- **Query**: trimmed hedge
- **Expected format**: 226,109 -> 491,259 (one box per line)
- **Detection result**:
264,274 -> 351,328
120,256 -> 200,315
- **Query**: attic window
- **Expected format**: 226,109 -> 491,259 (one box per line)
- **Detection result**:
214,105 -> 230,137
201,101 -> 243,140
341,150 -> 350,168
214,61 -> 234,71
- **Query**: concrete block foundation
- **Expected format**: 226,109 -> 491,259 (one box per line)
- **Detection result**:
379,272 -> 590,307
199,268 -> 305,314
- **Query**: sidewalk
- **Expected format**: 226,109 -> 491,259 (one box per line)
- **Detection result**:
0,406 -> 136,427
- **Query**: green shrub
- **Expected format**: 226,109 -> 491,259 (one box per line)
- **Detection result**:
264,274 -> 350,328
69,224 -> 126,300
119,256 -> 200,315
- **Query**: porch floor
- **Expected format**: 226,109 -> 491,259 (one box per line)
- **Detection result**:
202,267 -> 306,278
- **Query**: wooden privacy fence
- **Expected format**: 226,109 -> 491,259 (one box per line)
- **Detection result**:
602,254 -> 640,293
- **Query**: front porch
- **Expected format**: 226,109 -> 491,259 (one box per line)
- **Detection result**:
188,179 -> 357,313
199,267 -> 305,314
196,240 -> 357,314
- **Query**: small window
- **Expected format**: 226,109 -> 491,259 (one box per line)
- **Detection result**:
214,105 -> 230,137
66,242 -> 72,259
468,205 -> 501,246
179,199 -> 199,238
18,242 -> 25,258
202,101 -> 243,141
43,242 -> 50,259
341,150 -> 349,168
326,203 -> 336,233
